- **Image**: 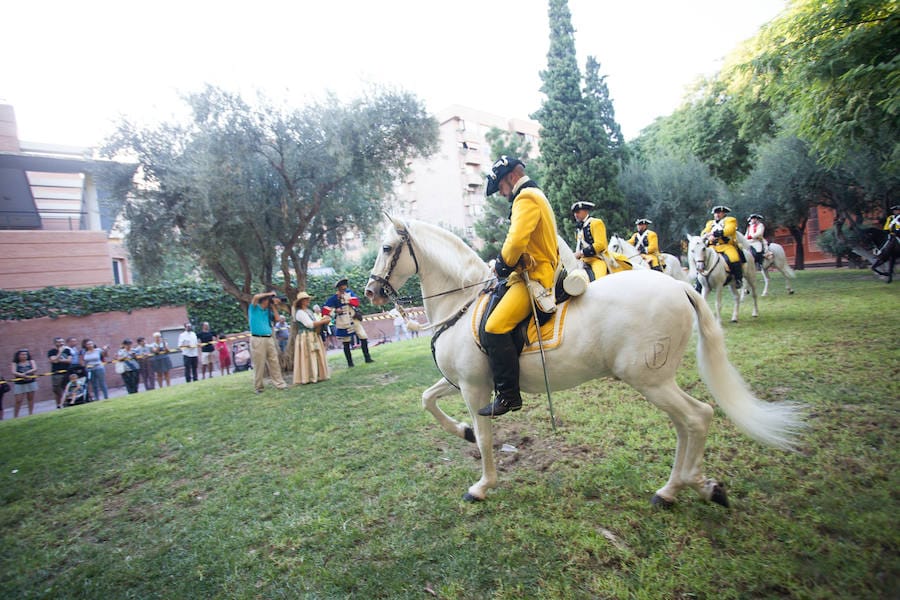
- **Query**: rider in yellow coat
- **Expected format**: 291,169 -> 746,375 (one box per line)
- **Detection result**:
572,201 -> 631,279
883,205 -> 900,235
701,205 -> 743,287
628,218 -> 662,271
479,156 -> 559,417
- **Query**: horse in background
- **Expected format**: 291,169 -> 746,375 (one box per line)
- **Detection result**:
366,218 -> 802,508
608,234 -> 691,283
865,228 -> 898,283
755,243 -> 796,295
687,235 -> 759,323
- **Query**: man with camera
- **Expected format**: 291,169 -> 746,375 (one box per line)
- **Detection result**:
248,292 -> 289,393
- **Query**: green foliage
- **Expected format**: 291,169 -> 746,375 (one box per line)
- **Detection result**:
533,0 -> 627,240
0,270 -> 897,598
102,85 -> 439,304
0,267 -> 414,332
0,282 -> 247,332
750,0 -> 900,174
616,154 -> 725,253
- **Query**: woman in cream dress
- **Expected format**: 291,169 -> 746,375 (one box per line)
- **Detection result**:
292,292 -> 331,384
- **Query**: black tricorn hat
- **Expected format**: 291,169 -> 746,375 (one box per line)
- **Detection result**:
334,278 -> 349,288
891,205 -> 900,210
485,155 -> 524,197
748,213 -> 764,222
711,205 -> 731,214
571,201 -> 596,213
635,218 -> 652,225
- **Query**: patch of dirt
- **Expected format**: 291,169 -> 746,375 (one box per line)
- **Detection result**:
465,422 -> 603,473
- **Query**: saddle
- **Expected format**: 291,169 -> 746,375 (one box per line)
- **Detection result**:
473,273 -> 572,356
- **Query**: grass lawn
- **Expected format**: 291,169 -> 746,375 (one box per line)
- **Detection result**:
1,269 -> 897,599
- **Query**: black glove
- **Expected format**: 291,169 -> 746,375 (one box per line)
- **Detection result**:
494,255 -> 515,278
713,230 -> 723,239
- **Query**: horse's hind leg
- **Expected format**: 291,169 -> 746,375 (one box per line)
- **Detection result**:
422,377 -> 475,443
639,381 -> 724,506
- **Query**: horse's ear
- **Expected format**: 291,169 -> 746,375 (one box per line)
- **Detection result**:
389,215 -> 408,235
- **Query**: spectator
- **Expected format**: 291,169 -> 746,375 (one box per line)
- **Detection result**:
116,339 -> 141,394
10,349 -> 38,417
150,332 -> 173,388
390,308 -> 408,341
61,370 -> 87,407
178,323 -> 199,383
134,336 -> 155,391
274,315 -> 290,353
66,337 -> 83,368
248,292 -> 289,393
47,336 -> 73,409
292,292 -> 330,384
197,322 -> 218,380
216,337 -> 232,376
0,369 -> 8,419
82,339 -> 110,400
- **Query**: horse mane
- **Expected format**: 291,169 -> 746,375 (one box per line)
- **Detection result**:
403,219 -> 492,284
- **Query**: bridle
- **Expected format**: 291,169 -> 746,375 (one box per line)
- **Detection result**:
368,226 -> 494,309
692,239 -> 720,278
368,227 -> 419,306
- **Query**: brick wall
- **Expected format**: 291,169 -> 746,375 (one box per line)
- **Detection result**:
1,306 -> 188,403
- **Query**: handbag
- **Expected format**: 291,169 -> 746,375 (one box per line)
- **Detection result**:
0,381 -> 10,394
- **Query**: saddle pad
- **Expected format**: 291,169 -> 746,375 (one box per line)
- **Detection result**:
470,294 -> 570,354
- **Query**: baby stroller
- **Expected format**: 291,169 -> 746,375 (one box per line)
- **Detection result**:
63,365 -> 91,407
233,340 -> 252,372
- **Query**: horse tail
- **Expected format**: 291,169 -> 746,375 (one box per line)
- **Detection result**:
684,286 -> 805,449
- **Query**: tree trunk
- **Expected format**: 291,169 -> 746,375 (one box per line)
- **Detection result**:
789,225 -> 806,270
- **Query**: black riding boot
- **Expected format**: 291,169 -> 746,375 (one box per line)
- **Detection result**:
730,260 -> 744,288
343,342 -> 354,367
361,339 -> 374,363
477,332 -> 522,417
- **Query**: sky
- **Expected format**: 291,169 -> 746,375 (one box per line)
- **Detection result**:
1,0 -> 787,148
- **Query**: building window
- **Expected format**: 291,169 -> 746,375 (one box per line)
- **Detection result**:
112,259 -> 123,285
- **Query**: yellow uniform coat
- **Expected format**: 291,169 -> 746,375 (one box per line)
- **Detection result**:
486,179 -> 558,334
628,229 -> 661,268
701,216 -> 740,262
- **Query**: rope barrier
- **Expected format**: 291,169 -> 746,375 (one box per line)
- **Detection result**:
1,311 -> 429,385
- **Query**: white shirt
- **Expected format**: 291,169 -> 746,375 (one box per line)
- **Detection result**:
178,330 -> 199,357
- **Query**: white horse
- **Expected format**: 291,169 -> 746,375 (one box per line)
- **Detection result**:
608,234 -> 691,283
366,218 -> 802,508
687,235 -> 759,323
755,243 -> 796,296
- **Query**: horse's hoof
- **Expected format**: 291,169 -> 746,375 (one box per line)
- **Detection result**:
710,483 -> 730,508
730,318 -> 738,323
788,290 -> 794,295
462,492 -> 483,503
463,426 -> 476,444
651,494 -> 675,509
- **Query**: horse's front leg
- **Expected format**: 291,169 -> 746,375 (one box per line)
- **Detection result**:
460,383 -> 497,502
729,282 -> 741,323
421,378 -> 476,443
760,266 -> 770,296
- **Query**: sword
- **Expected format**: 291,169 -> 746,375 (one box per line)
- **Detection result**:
522,271 -> 558,432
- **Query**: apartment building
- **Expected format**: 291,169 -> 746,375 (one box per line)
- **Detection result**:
0,103 -> 131,290
390,105 -> 540,243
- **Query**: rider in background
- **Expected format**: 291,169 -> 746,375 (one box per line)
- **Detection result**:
477,156 -> 558,418
628,218 -> 662,272
571,201 -> 631,279
701,205 -> 744,289
745,213 -> 768,269
883,205 -> 900,237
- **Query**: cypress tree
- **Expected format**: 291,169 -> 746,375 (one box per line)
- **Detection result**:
532,0 -> 627,239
